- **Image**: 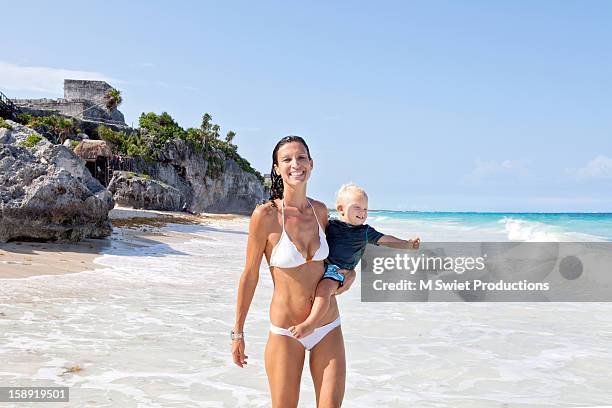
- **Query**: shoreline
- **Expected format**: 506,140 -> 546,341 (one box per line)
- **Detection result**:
0,206 -> 247,280
1,207 -> 612,405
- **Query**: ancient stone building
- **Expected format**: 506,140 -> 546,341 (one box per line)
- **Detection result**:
12,79 -> 126,127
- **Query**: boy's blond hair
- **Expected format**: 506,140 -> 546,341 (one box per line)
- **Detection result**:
335,182 -> 368,206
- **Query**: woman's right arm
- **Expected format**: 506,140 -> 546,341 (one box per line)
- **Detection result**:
334,269 -> 356,295
232,204 -> 270,368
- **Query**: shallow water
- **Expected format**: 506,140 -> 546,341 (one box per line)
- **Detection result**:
1,217 -> 612,407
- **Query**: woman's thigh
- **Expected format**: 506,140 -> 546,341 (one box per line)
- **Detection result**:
265,332 -> 306,408
309,326 -> 346,408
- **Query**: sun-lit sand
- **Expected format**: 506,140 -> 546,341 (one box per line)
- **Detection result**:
1,209 -> 611,407
0,206 -> 244,279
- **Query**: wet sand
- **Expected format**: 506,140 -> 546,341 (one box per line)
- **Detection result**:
0,206 -> 245,279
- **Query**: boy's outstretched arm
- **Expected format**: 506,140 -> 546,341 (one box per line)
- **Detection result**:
378,235 -> 420,249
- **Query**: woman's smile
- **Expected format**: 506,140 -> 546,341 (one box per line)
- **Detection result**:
275,141 -> 313,185
289,170 -> 305,180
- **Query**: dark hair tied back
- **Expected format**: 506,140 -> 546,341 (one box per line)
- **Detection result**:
268,136 -> 312,207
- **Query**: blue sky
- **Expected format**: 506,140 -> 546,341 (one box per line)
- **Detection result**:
2,1 -> 611,211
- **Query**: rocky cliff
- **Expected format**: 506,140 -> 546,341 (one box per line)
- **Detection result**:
107,138 -> 267,214
0,120 -> 114,242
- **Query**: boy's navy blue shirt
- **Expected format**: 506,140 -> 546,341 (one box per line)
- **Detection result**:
325,219 -> 384,269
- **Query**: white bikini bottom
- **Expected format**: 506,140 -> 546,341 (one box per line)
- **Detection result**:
269,315 -> 341,350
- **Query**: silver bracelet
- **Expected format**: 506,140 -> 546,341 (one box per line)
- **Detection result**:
231,330 -> 244,340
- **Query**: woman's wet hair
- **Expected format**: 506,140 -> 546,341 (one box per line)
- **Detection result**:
268,135 -> 312,206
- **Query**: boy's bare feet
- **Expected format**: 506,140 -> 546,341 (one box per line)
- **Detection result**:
288,320 -> 315,339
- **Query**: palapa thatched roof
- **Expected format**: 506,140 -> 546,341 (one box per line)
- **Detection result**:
74,140 -> 113,160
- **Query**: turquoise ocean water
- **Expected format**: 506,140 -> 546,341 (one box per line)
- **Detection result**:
330,211 -> 612,242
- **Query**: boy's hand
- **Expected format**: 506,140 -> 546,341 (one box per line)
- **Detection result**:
335,269 -> 356,295
409,237 -> 421,249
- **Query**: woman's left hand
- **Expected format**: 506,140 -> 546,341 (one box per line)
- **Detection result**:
335,269 -> 356,295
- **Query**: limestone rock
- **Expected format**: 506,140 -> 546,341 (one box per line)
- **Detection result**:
0,120 -> 114,242
107,139 -> 267,214
107,171 -> 186,211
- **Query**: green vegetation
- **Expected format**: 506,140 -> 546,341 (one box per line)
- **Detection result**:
17,114 -> 73,132
104,88 -> 122,111
0,118 -> 12,129
97,126 -> 151,159
70,140 -> 79,148
15,108 -> 263,183
208,138 -> 263,181
206,154 -> 225,179
192,114 -> 264,182
98,111 -> 263,182
19,133 -> 42,148
15,113 -> 32,124
126,171 -> 151,180
16,114 -> 76,144
138,111 -> 185,150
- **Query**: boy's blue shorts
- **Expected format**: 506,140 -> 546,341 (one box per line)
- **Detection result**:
322,263 -> 345,286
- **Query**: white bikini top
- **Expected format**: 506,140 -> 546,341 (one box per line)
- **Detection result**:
269,199 -> 329,268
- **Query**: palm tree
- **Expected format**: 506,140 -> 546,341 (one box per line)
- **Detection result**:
57,118 -> 73,144
212,124 -> 220,139
225,130 -> 236,143
201,113 -> 213,132
104,88 -> 122,111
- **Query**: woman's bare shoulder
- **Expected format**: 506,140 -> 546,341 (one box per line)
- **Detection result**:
250,201 -> 279,229
308,198 -> 329,219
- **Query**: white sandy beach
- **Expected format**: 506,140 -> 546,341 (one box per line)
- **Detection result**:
1,210 -> 611,407
0,207 -> 240,279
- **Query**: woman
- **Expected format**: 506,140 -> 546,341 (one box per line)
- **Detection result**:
231,136 -> 355,407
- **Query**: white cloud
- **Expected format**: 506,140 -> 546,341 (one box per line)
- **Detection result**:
571,155 -> 612,181
464,159 -> 529,184
0,61 -> 114,95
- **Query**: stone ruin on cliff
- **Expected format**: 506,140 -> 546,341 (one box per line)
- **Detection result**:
12,79 -> 127,128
